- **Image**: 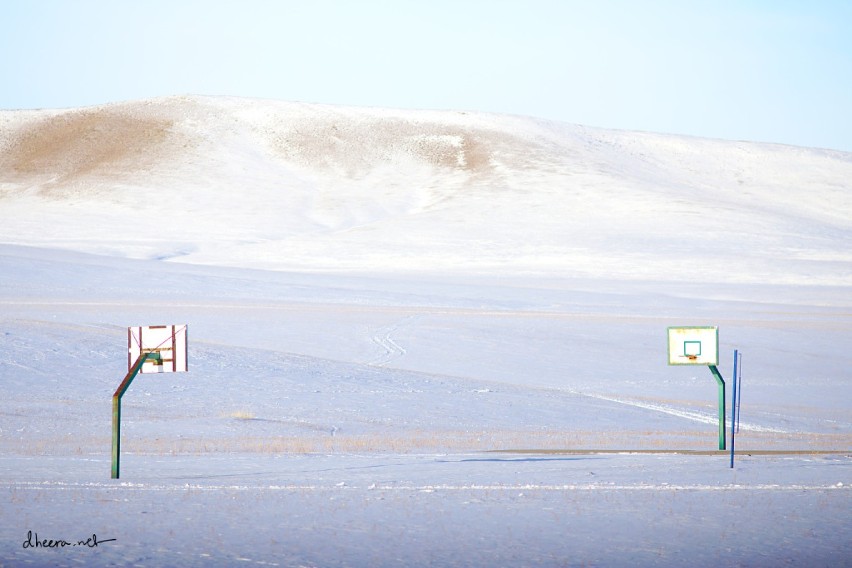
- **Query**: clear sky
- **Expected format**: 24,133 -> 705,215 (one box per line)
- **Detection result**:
2,0 -> 851,151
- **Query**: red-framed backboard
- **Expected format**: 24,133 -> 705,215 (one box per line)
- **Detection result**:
128,324 -> 188,373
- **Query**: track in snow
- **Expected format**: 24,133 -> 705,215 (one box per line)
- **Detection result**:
367,315 -> 418,367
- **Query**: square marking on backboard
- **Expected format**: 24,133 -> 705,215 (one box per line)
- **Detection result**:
684,340 -> 702,357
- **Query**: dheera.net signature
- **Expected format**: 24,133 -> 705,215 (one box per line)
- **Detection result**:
22,530 -> 116,549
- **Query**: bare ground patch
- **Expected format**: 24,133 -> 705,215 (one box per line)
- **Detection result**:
0,108 -> 180,198
267,114 -> 551,181
4,429 -> 849,457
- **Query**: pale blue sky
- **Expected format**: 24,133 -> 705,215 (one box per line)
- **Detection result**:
2,0 -> 851,151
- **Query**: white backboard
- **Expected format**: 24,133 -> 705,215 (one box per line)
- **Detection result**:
128,324 -> 188,373
667,326 -> 718,366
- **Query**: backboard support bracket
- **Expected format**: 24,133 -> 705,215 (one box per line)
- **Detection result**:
708,364 -> 726,451
111,351 -> 161,479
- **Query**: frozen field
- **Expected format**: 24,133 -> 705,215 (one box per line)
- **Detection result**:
1,246 -> 849,567
1,97 -> 850,565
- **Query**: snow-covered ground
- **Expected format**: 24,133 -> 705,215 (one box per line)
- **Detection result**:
1,97 -> 850,566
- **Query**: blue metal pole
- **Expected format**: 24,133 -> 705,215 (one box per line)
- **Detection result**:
730,350 -> 738,468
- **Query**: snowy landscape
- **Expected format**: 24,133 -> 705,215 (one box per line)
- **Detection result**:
1,95 -> 850,566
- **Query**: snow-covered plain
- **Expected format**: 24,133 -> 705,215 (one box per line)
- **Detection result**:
1,96 -> 850,566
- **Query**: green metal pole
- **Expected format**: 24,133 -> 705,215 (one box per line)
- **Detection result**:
709,365 -> 726,451
111,352 -> 159,479
111,395 -> 121,478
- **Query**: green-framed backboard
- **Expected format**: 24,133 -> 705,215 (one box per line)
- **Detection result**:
667,326 -> 718,366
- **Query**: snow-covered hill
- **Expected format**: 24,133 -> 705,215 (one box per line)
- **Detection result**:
2,95 -> 850,284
